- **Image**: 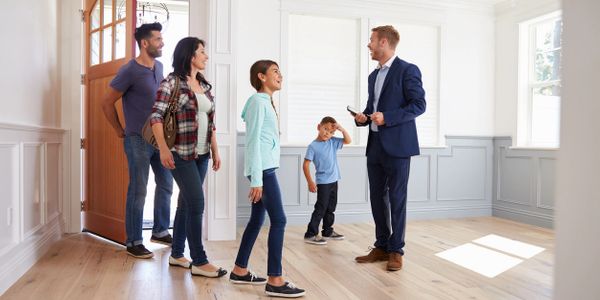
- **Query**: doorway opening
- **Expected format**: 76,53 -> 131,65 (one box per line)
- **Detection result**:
140,0 -> 189,229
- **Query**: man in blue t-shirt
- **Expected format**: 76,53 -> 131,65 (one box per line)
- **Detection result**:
101,22 -> 173,258
303,116 -> 352,245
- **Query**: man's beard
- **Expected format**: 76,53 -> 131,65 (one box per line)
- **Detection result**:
148,47 -> 162,58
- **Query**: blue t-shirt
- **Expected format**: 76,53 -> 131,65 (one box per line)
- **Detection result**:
305,137 -> 343,185
110,59 -> 164,136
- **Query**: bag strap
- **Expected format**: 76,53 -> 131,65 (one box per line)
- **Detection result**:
167,77 -> 181,109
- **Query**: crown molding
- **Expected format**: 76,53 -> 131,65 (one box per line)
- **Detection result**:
281,0 -> 496,16
494,0 -> 561,18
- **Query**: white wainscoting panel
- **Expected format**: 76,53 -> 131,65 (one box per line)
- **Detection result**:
197,0 -> 238,240
213,145 -> 231,220
215,0 -> 232,54
22,143 -> 44,238
214,64 -> 231,134
0,123 -> 65,296
45,143 -> 61,222
0,144 -> 19,256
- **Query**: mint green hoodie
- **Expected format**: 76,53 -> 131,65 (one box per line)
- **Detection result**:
241,93 -> 280,187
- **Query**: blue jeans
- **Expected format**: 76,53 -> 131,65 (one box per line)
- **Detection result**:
170,152 -> 210,266
235,168 -> 287,276
123,134 -> 173,247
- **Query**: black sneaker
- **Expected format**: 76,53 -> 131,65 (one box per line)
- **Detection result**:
322,231 -> 344,240
304,235 -> 327,245
265,281 -> 306,298
150,233 -> 173,245
126,244 -> 154,259
229,270 -> 267,285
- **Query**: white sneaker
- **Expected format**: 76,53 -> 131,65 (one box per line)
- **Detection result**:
169,256 -> 191,269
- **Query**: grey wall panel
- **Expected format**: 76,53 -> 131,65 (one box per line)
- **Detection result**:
408,155 -> 430,202
236,149 -> 250,209
337,154 -> 369,204
492,137 -> 556,228
237,134 -> 494,225
437,146 -> 487,201
498,152 -> 532,205
538,158 -> 556,210
279,154 -> 302,207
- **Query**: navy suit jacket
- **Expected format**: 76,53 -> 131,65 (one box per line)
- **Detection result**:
358,57 -> 426,158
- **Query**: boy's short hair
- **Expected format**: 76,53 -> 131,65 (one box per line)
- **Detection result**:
320,116 -> 337,125
134,22 -> 162,49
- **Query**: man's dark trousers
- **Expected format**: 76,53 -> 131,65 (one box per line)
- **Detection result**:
367,131 -> 410,255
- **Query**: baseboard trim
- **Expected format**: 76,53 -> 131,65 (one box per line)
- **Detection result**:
408,204 -> 492,220
492,205 -> 554,228
0,216 -> 62,296
237,205 -> 492,226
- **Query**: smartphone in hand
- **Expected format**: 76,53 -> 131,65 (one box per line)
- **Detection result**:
347,105 -> 360,116
348,105 -> 370,121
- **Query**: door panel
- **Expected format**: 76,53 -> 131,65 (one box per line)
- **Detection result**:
82,0 -> 134,244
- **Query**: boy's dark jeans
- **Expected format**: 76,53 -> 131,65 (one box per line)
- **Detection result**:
305,181 -> 338,237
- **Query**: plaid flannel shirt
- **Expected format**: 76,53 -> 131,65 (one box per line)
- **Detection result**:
150,73 -> 216,161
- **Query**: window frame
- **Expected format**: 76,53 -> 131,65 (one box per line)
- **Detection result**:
517,11 -> 562,148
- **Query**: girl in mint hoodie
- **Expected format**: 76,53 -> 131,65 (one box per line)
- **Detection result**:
230,60 -> 306,298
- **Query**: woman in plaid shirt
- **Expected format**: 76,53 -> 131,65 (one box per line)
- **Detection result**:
150,37 -> 226,278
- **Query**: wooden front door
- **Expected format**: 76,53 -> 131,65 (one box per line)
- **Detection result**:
82,0 -> 135,244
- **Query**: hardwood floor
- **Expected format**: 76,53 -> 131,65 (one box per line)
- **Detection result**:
1,217 -> 554,300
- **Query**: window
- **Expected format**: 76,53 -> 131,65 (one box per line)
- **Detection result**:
284,15 -> 440,146
518,12 -> 562,147
285,15 -> 360,144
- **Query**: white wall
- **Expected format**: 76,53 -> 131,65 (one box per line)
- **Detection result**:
493,0 -> 561,138
0,1 -> 66,295
236,0 -> 496,140
0,0 -> 61,127
236,0 -> 281,129
441,10 -> 495,136
0,0 -> 67,294
554,0 -> 600,298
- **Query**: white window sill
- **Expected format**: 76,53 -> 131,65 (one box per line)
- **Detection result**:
509,146 -> 559,151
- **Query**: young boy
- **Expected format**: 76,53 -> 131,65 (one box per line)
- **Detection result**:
303,116 -> 352,245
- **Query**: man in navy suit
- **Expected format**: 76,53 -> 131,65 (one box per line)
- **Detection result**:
353,25 -> 426,271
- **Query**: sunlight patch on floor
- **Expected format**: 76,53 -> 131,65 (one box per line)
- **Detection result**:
472,234 -> 545,259
435,234 -> 545,278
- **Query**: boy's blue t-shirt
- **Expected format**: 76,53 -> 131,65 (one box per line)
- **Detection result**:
305,137 -> 344,184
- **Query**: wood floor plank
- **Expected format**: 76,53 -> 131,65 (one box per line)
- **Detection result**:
1,217 -> 554,300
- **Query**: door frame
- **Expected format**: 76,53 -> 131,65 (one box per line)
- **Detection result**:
65,0 -> 238,241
